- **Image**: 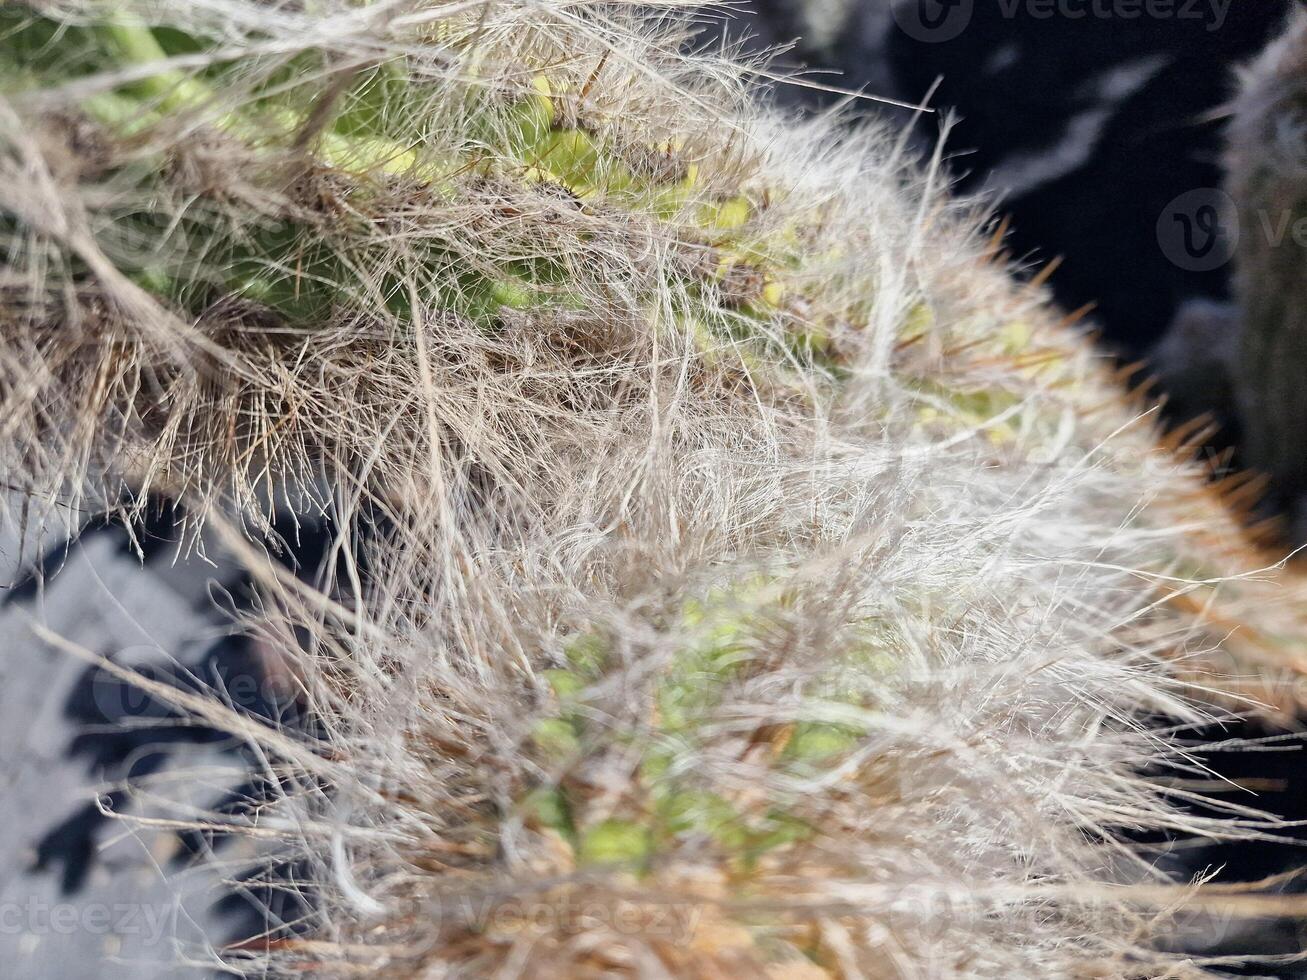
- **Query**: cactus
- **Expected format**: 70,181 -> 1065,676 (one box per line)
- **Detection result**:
6,2 -> 1307,978
1228,10 -> 1307,521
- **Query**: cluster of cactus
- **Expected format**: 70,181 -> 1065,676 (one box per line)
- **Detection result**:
7,2 -> 1307,978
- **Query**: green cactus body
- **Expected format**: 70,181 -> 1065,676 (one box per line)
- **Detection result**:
522,584 -> 893,898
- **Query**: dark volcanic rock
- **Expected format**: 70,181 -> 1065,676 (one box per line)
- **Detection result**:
888,0 -> 1296,356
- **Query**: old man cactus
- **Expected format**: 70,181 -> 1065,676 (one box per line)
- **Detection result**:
4,1 -> 1307,977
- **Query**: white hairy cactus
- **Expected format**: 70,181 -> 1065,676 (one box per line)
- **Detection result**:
4,2 -> 1307,977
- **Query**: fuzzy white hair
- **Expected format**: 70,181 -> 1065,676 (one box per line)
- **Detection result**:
3,2 -> 1307,977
